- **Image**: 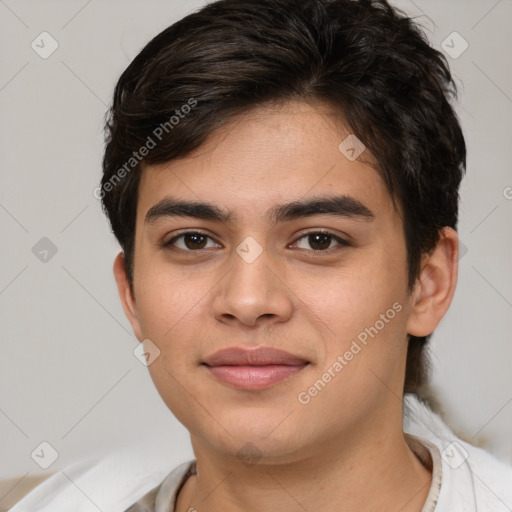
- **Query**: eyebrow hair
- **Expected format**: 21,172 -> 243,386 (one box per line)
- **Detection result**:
144,195 -> 375,225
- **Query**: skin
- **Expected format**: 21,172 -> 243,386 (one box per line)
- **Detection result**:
114,99 -> 459,512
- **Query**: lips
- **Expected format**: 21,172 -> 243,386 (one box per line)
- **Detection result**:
203,347 -> 309,366
202,347 -> 310,390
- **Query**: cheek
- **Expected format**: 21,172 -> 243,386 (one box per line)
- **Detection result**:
136,273 -> 208,420
134,260 -> 222,380
313,283 -> 408,370
136,279 -> 204,345
293,249 -> 410,381
294,249 -> 407,333
134,246 -> 202,330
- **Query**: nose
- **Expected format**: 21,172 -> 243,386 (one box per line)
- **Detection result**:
212,241 -> 294,328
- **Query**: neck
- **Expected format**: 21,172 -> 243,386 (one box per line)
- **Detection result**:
176,409 -> 432,512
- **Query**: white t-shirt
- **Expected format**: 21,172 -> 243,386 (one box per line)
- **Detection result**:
10,394 -> 512,511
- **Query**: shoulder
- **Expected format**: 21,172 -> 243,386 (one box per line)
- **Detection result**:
468,442 -> 512,510
7,440 -> 185,512
0,472 -> 56,511
404,393 -> 512,511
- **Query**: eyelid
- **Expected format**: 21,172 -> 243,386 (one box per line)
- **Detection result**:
163,228 -> 350,252
163,229 -> 221,249
290,228 -> 351,250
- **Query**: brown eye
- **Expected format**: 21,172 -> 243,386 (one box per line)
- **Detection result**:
165,232 -> 220,251
308,233 -> 331,250
183,233 -> 208,249
294,231 -> 349,252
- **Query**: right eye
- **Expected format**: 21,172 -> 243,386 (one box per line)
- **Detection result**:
163,231 -> 222,252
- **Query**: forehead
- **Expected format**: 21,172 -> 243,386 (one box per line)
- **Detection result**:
136,99 -> 394,225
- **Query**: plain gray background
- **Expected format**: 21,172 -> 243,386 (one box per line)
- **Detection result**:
1,0 -> 511,485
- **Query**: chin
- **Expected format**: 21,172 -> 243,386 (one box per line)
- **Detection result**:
194,412 -> 317,463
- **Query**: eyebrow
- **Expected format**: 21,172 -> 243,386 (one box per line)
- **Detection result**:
144,195 -> 375,225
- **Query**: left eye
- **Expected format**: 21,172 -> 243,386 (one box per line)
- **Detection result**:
293,231 -> 348,251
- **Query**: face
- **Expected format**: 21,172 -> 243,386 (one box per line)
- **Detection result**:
116,99 -> 433,464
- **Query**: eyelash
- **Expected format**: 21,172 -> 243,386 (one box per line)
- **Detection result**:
162,229 -> 350,254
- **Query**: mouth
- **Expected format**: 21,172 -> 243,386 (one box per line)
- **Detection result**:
202,346 -> 310,390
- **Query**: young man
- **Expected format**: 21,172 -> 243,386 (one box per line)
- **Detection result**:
11,0 -> 512,510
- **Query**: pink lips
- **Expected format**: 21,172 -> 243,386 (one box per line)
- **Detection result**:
202,347 -> 309,390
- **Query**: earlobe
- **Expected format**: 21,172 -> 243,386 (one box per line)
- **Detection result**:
113,252 -> 143,341
406,227 -> 459,337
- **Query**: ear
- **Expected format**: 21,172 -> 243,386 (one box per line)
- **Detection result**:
406,227 -> 459,337
113,252 -> 143,341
